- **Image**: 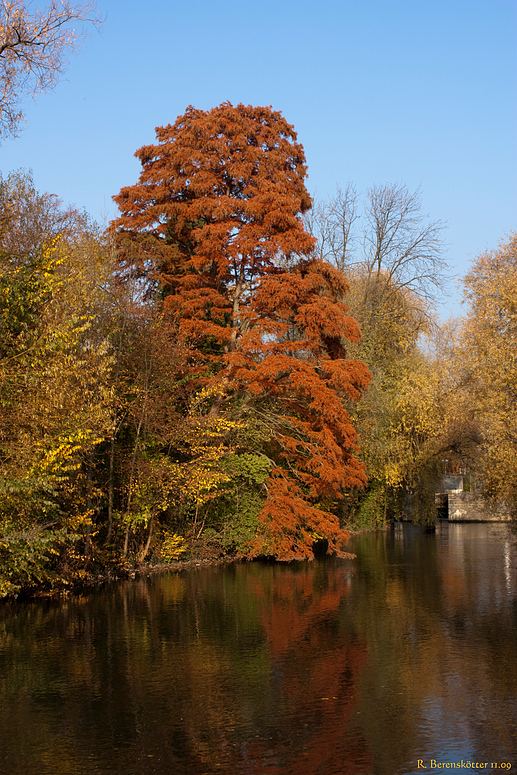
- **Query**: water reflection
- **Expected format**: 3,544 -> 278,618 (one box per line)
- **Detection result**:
0,523 -> 516,775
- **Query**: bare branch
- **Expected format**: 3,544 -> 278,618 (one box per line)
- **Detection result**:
305,183 -> 358,271
0,0 -> 103,140
311,183 -> 448,306
363,183 -> 447,300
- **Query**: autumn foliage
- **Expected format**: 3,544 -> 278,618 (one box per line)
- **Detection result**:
113,103 -> 370,559
460,233 -> 517,505
1,102 -> 511,593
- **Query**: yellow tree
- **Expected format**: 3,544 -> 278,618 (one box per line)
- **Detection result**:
0,213 -> 114,595
363,314 -> 486,527
108,304 -> 245,563
332,278 -> 437,526
461,233 -> 517,507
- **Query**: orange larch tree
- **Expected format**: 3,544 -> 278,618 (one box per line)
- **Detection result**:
113,102 -> 370,560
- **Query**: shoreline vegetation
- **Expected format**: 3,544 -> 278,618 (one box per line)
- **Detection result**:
12,514 -> 512,602
1,105 -> 516,600
6,527 -> 373,602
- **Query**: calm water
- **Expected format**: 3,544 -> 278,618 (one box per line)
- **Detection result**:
1,522 -> 516,775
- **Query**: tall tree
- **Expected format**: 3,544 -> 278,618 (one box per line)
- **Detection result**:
308,183 -> 446,346
0,173 -> 115,594
113,103 -> 370,559
0,234 -> 114,595
309,184 -> 446,298
307,184 -> 447,526
0,0 -> 101,139
461,232 -> 517,509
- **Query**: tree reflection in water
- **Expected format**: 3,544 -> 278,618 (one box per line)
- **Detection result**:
0,523 -> 516,775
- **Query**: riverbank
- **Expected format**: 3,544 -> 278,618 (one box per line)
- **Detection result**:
6,529 -> 374,601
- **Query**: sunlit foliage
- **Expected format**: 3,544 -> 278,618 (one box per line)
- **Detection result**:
0,225 -> 113,594
461,233 -> 517,508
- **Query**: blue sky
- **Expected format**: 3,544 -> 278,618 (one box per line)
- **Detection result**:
1,0 -> 516,317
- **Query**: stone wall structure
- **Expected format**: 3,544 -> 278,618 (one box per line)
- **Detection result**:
448,490 -> 511,522
435,476 -> 511,522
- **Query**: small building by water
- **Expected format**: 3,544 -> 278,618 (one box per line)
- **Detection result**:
435,475 -> 511,522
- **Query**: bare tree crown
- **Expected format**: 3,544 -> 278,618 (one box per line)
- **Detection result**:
0,0 -> 102,140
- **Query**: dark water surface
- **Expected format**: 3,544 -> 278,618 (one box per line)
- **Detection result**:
1,522 -> 516,775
